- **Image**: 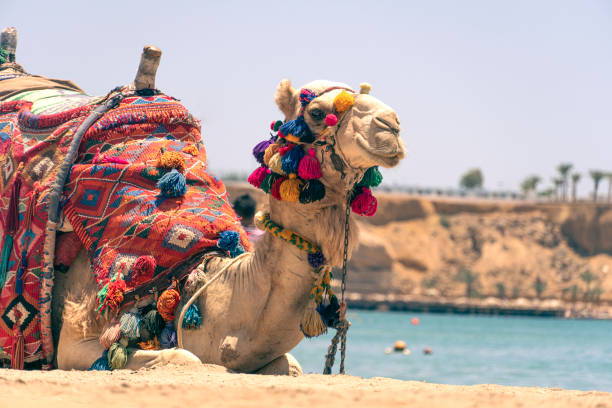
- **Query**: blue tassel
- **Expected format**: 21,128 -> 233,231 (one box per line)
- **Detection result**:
0,235 -> 13,288
157,169 -> 187,197
279,116 -> 312,140
89,350 -> 110,371
119,309 -> 142,340
15,249 -> 27,295
281,145 -> 305,175
182,303 -> 202,329
160,321 -> 177,349
218,230 -> 240,252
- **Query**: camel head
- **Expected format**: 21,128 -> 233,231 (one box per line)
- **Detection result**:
249,79 -> 405,216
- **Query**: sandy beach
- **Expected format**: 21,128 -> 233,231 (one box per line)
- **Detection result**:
1,365 -> 610,408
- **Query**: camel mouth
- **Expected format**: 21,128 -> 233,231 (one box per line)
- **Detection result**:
355,132 -> 405,168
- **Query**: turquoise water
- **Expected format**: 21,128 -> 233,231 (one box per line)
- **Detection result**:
291,311 -> 612,391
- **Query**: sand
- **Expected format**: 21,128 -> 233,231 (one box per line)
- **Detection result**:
1,365 -> 610,408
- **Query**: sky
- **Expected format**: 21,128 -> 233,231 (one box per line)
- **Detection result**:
3,0 -> 611,195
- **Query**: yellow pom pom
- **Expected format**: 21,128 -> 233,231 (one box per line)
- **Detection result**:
279,174 -> 303,202
268,153 -> 285,175
182,145 -> 199,156
333,91 -> 355,113
263,143 -> 280,166
157,151 -> 185,173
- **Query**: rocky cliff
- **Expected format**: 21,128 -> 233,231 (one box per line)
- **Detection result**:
226,183 -> 612,304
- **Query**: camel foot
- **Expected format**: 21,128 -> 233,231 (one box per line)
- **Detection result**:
126,348 -> 202,370
254,353 -> 302,376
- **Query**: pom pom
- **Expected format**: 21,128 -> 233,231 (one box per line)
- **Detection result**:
299,88 -> 317,107
143,309 -> 165,337
325,114 -> 338,127
281,145 -> 304,175
218,230 -> 243,257
268,153 -> 285,175
182,303 -> 202,329
108,341 -> 128,370
261,173 -> 281,194
130,255 -> 156,287
157,282 -> 181,321
300,301 -> 327,338
160,322 -> 177,349
252,138 -> 273,164
263,143 -> 280,166
102,278 -> 127,311
359,82 -> 372,95
298,149 -> 322,180
119,308 -> 142,340
279,116 -> 312,141
271,120 -> 283,131
157,151 -> 185,173
271,176 -> 286,200
279,174 -> 303,202
99,319 -> 121,349
248,166 -> 270,188
157,169 -> 187,197
89,351 -> 110,371
357,166 -> 383,188
308,252 -> 326,268
350,187 -> 378,216
182,144 -> 199,156
333,91 -> 355,113
299,179 -> 326,204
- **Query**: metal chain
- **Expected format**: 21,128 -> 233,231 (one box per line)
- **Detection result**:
323,198 -> 351,375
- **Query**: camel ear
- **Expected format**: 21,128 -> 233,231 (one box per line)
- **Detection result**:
274,79 -> 298,120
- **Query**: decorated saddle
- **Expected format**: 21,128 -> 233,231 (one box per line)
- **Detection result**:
0,87 -> 250,369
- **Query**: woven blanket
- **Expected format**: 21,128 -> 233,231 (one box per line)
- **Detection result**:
0,91 -> 249,369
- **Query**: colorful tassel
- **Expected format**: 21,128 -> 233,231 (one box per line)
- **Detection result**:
108,340 -> 128,370
333,91 -> 355,113
308,252 -> 325,268
281,145 -> 304,175
350,187 -> 378,216
143,309 -> 165,337
120,308 -> 142,340
271,120 -> 283,131
261,172 -> 281,194
263,143 -> 280,166
300,301 -> 327,338
11,328 -> 24,369
157,169 -> 187,197
99,319 -> 121,349
160,321 -> 177,348
279,116 -> 312,141
357,166 -> 383,188
15,249 -> 27,295
89,351 -> 110,371
157,281 -> 180,321
0,235 -> 13,288
299,88 -> 317,107
182,303 -> 202,329
252,138 -> 274,164
130,255 -> 156,287
268,153 -> 285,175
218,230 -> 245,257
157,151 -> 185,173
317,295 -> 341,328
278,146 -> 292,157
298,148 -> 322,180
270,176 -> 286,200
299,179 -> 326,204
7,173 -> 21,234
248,166 -> 270,188
279,174 -> 303,202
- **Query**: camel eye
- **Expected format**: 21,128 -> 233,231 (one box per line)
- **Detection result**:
309,108 -> 325,121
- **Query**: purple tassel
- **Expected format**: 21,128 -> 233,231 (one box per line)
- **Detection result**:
160,321 -> 177,348
308,252 -> 325,268
252,137 -> 274,164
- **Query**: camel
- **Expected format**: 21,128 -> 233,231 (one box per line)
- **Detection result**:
0,27 -> 405,374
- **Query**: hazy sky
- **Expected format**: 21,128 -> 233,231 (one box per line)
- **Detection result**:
3,1 -> 611,195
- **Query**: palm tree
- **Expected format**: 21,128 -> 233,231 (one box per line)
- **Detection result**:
571,173 -> 581,202
552,178 -> 563,201
556,163 -> 573,201
456,269 -> 479,298
520,175 -> 540,199
589,170 -> 605,202
533,276 -> 547,299
606,172 -> 612,203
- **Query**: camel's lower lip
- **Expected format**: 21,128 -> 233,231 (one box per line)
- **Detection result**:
356,133 -> 405,168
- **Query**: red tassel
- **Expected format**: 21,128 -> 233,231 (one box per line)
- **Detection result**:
247,166 -> 270,188
24,188 -> 39,231
350,187 -> 378,216
7,173 -> 22,234
271,176 -> 286,200
11,328 -> 24,370
130,255 -> 156,286
298,148 -> 322,180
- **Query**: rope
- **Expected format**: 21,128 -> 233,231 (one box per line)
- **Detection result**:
176,252 -> 249,349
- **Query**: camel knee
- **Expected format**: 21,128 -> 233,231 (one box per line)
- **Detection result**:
255,353 -> 302,376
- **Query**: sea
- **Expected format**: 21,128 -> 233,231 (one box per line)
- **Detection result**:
291,310 -> 612,392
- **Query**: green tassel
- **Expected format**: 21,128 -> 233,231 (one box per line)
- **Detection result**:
261,173 -> 281,194
0,235 -> 13,288
107,340 -> 128,370
182,303 -> 202,329
95,283 -> 109,313
143,309 -> 164,337
357,166 -> 383,188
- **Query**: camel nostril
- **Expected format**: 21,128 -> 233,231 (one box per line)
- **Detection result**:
374,111 -> 400,134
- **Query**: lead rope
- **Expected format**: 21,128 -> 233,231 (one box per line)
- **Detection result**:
323,198 -> 351,374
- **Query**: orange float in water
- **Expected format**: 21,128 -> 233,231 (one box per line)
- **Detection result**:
393,340 -> 406,351
424,347 -> 432,355
411,317 -> 420,326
